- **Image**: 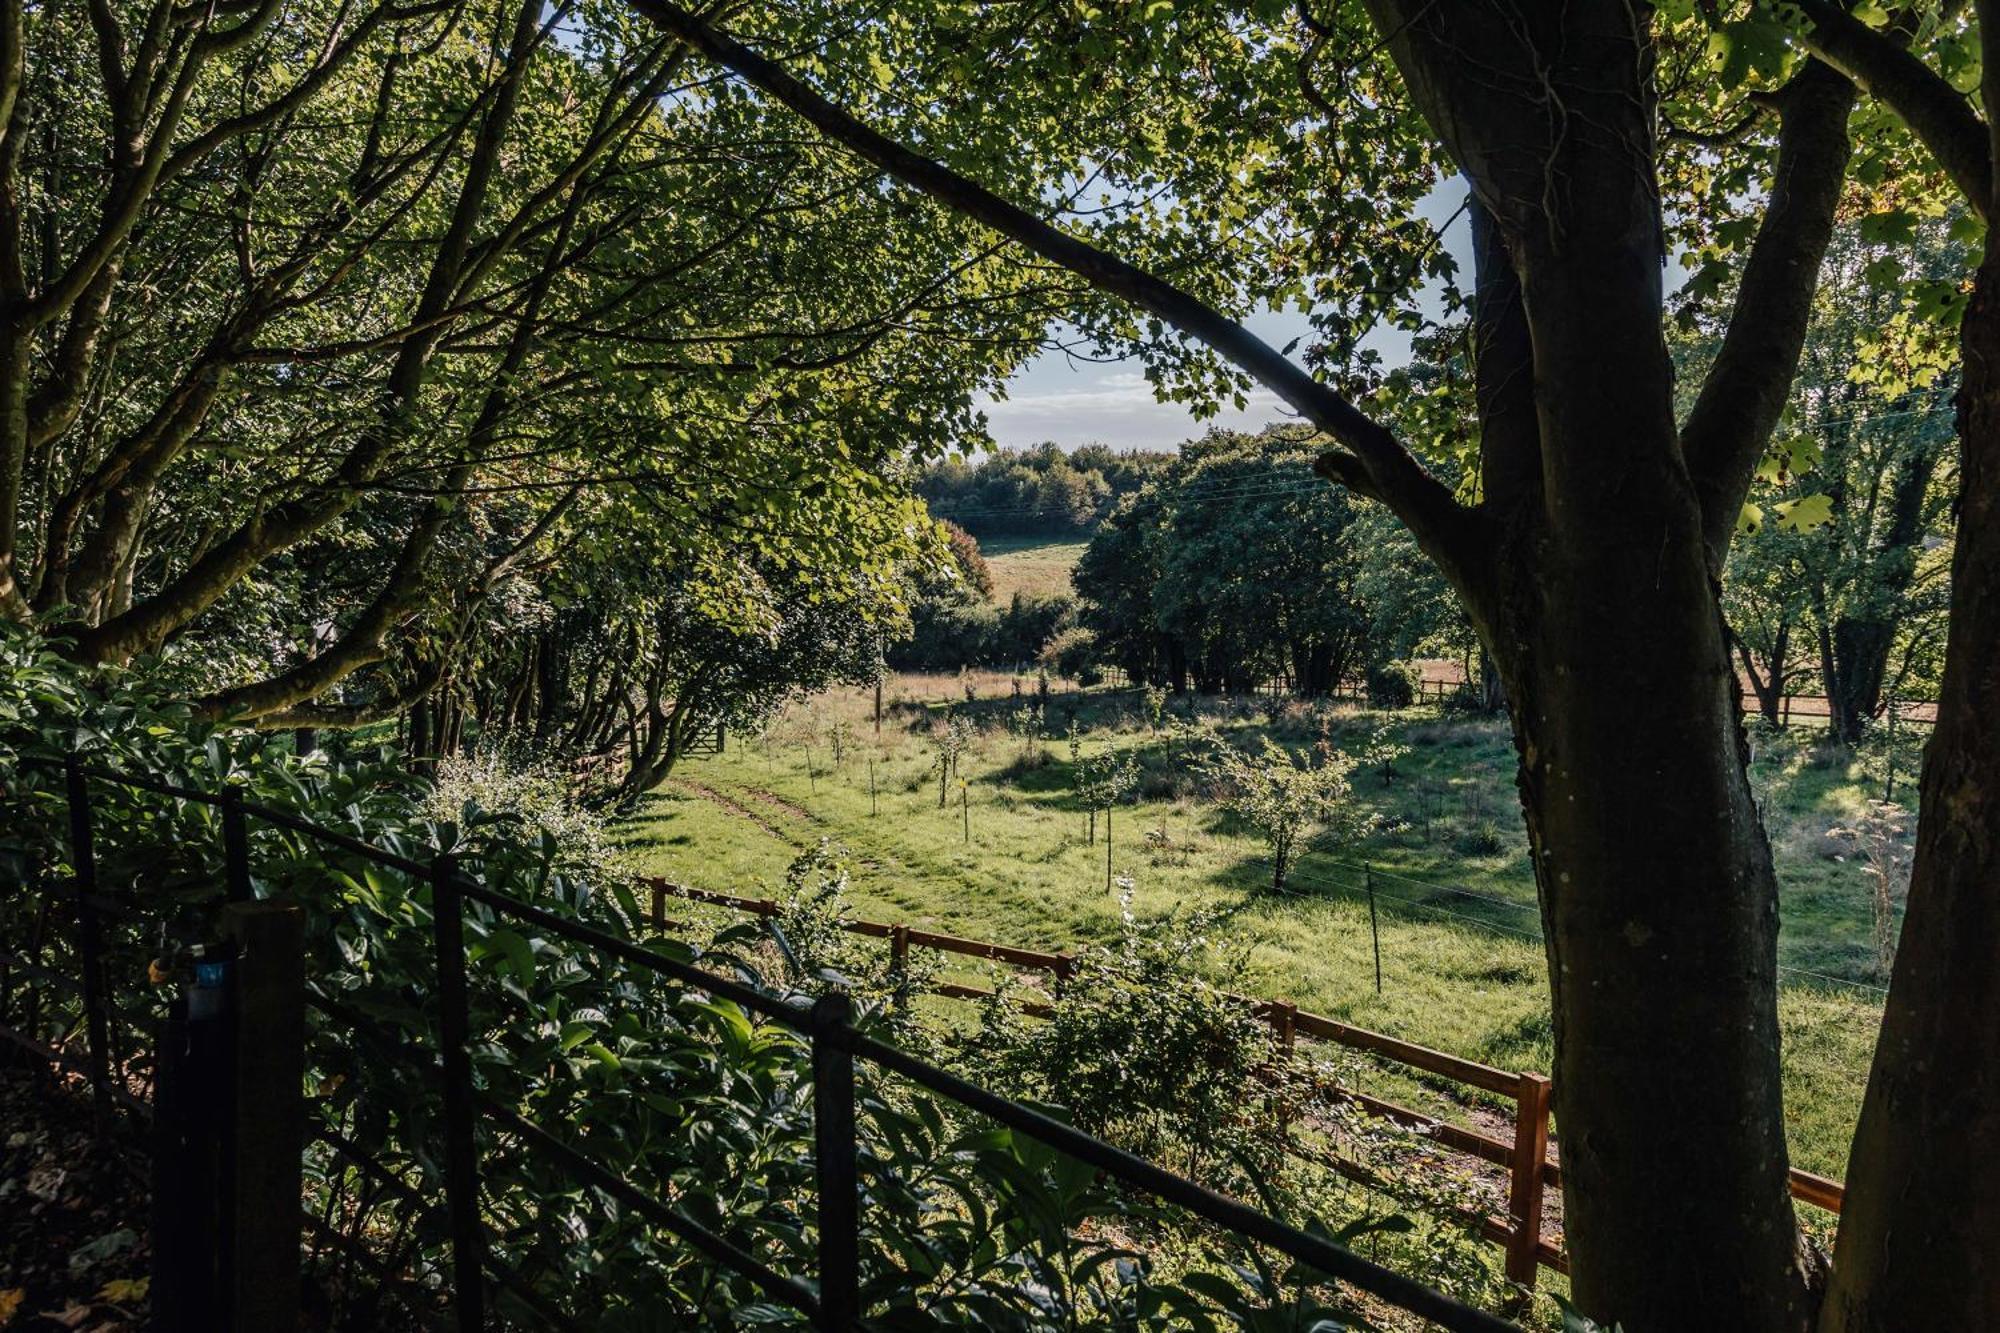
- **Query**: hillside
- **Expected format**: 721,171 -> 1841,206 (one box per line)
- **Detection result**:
621,677 -> 1893,1187
978,536 -> 1086,604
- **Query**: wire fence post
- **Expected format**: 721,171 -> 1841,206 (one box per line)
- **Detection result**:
63,755 -> 113,1132
1364,865 -> 1383,995
431,855 -> 486,1331
810,991 -> 859,1332
1504,1072 -> 1553,1287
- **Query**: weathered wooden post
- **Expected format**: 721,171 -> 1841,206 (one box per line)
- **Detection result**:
1504,1072 -> 1553,1287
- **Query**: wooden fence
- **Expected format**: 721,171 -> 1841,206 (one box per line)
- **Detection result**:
650,879 -> 1848,1287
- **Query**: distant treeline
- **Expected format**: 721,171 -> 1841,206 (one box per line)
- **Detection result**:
896,428 -> 1489,700
915,442 -> 1172,537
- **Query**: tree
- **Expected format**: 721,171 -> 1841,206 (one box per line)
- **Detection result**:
1,0 -> 1048,732
1719,221 -> 1960,739
463,483 -> 925,801
1201,737 -> 1369,895
627,4 -> 1867,1326
1754,4 -> 2000,1323
1074,429 -> 1374,695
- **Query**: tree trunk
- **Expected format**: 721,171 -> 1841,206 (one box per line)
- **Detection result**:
1818,222 -> 2000,1333
1497,561 -> 1810,1330
1821,428 -> 1942,744
1735,623 -> 1791,730
1475,233 -> 1812,1324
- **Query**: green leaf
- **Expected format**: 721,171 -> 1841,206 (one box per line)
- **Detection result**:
1773,494 -> 1835,532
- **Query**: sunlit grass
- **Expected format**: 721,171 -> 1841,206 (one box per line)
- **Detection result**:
619,679 -> 1890,1181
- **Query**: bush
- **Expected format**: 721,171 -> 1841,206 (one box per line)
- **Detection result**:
1039,624 -> 1100,684
1367,660 -> 1421,709
1457,817 -> 1507,856
971,897 -> 1289,1186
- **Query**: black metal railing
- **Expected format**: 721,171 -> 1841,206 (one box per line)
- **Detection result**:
1,751 -> 1517,1333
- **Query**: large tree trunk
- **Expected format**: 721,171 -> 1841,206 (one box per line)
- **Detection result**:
1818,218 -> 2000,1333
1383,9 -> 1837,1322
1482,251 -> 1812,1332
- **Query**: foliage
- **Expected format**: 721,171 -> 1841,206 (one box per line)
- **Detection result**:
931,714 -> 975,808
1716,219 -> 1961,738
1076,751 -> 1141,847
0,629 -> 1433,1330
917,443 -> 1172,539
1076,430 -> 1379,697
2,0 -> 1039,737
973,893 -> 1287,1187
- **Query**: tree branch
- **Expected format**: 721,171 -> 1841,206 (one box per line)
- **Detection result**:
1684,59 -> 1855,568
629,0 -> 1477,573
1794,0 -> 1990,214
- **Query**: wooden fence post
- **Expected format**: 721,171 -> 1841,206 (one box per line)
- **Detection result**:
1269,1002 -> 1298,1131
888,925 -> 910,1009
650,881 -> 665,931
810,992 -> 859,1331
222,902 -> 304,1332
1504,1072 -> 1553,1287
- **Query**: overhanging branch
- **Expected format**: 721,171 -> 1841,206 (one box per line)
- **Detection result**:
628,0 -> 1478,574
1794,0 -> 1990,214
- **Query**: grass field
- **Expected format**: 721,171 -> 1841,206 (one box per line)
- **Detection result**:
618,676 -> 1896,1191
978,535 -> 1087,604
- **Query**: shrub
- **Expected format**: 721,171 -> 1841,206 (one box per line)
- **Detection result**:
1039,625 -> 1099,684
0,627 -> 1479,1328
972,895 -> 1288,1187
1367,659 -> 1422,709
1457,817 -> 1507,856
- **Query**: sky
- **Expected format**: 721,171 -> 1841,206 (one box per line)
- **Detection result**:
975,181 -> 1472,452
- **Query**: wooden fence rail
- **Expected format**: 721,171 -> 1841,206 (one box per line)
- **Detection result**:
649,878 -> 1846,1286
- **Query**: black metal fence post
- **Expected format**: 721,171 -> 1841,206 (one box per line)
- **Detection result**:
64,754 -> 113,1130
222,902 -> 304,1331
220,786 -> 253,903
810,991 -> 859,1332
431,855 -> 487,1331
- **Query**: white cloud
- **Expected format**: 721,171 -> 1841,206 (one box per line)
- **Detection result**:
975,370 -> 1290,451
